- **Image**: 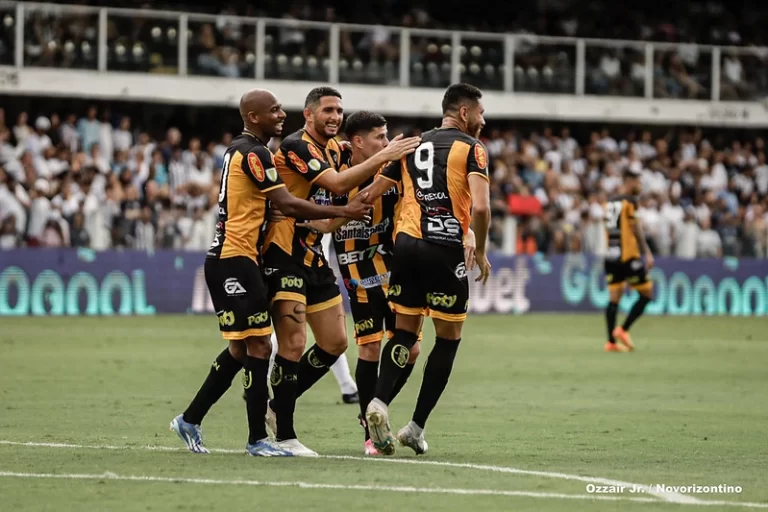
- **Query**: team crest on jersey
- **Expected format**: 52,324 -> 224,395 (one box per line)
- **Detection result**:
288,151 -> 308,173
474,144 -> 488,170
248,152 -> 265,182
307,144 -> 324,161
266,167 -> 278,182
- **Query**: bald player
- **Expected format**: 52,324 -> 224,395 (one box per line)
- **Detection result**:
170,89 -> 373,457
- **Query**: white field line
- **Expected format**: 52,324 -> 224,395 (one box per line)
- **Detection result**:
2,440 -> 765,508
0,470 -> 662,504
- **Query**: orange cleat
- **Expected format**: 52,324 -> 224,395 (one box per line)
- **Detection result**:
604,341 -> 628,352
612,327 -> 635,351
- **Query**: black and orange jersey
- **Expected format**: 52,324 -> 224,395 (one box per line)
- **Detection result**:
207,131 -> 285,263
263,129 -> 343,268
331,150 -> 402,302
603,195 -> 640,262
381,127 -> 489,247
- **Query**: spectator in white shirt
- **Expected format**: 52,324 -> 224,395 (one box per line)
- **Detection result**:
696,217 -> 722,258
60,114 -> 80,152
675,209 -> 700,259
113,116 -> 133,153
99,110 -> 114,163
12,112 -> 32,149
25,117 -> 53,157
77,106 -> 101,153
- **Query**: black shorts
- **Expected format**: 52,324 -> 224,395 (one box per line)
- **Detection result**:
349,287 -> 395,345
604,258 -> 649,288
387,233 -> 469,323
263,249 -> 342,313
204,256 -> 272,340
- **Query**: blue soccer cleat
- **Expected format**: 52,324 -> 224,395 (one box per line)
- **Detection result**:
246,438 -> 294,457
169,414 -> 210,454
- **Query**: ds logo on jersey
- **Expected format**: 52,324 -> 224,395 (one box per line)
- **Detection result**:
288,151 -> 308,173
248,152 -> 265,182
474,144 -> 488,170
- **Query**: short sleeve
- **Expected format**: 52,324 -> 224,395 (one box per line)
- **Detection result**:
241,145 -> 284,192
280,138 -> 333,184
466,142 -> 490,182
381,159 -> 402,183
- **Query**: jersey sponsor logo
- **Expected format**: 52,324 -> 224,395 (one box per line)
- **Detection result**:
337,244 -> 388,265
307,144 -> 324,161
426,216 -> 461,238
455,262 -> 467,279
357,272 -> 390,289
474,144 -> 488,170
287,151 -> 308,173
333,218 -> 391,242
248,152 -> 265,182
354,317 -> 375,334
224,277 -> 247,296
416,189 -> 448,201
266,167 -> 278,182
263,267 -> 278,276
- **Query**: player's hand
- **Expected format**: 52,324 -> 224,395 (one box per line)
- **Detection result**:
268,202 -> 287,223
464,229 -> 477,271
343,191 -> 373,222
475,251 -> 491,285
378,134 -> 421,161
645,253 -> 655,270
296,219 -> 331,233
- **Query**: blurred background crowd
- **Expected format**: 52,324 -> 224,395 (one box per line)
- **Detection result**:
1,104 -> 767,258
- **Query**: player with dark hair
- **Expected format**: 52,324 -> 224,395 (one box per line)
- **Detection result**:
169,88 -> 373,457
602,169 -> 654,352
261,87 -> 421,456
297,111 -> 477,455
350,83 -> 492,455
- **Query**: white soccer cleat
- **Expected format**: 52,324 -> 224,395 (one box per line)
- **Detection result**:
365,398 -> 396,455
265,404 -> 277,440
397,421 -> 428,455
274,438 -> 319,457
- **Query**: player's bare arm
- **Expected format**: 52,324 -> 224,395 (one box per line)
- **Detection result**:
464,228 -> 477,271
266,186 -> 372,222
632,220 -> 655,270
296,217 -> 348,233
468,173 -> 491,284
313,135 -> 420,195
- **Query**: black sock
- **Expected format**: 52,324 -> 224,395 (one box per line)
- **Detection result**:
374,329 -> 418,403
389,362 -> 415,403
242,356 -> 270,444
269,355 -> 299,441
355,358 -> 379,441
295,344 -> 339,399
412,338 -> 460,429
183,348 -> 242,425
606,302 -> 619,342
623,295 -> 651,331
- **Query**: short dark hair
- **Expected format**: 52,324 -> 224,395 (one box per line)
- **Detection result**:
305,86 -> 342,109
344,111 -> 387,138
441,83 -> 483,115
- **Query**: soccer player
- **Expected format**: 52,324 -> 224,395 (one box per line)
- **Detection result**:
261,87 -> 421,456
169,88 -> 373,457
354,83 -> 493,455
602,169 -> 655,352
295,111 -> 438,455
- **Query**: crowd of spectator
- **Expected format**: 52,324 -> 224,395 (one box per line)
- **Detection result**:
2,0 -> 767,99
1,105 -> 768,260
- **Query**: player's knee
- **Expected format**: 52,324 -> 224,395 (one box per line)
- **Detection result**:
317,335 -> 347,356
358,341 -> 380,361
408,341 -> 421,363
244,336 -> 271,359
228,340 -> 247,362
277,327 -> 307,360
433,319 -> 462,341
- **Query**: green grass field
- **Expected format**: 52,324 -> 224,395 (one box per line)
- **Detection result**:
1,314 -> 767,511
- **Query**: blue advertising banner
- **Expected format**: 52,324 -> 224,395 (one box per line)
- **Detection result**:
1,249 -> 766,316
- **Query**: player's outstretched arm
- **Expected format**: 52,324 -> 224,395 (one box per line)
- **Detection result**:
296,217 -> 349,234
357,174 -> 399,203
314,134 -> 420,195
468,173 -> 491,284
266,186 -> 372,222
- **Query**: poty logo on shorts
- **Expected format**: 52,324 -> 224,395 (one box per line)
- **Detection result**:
354,318 -> 375,334
280,276 -> 304,289
247,311 -> 269,325
223,277 -> 246,296
217,310 -> 235,326
388,284 -> 402,297
426,293 -> 457,308
455,262 -> 467,279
